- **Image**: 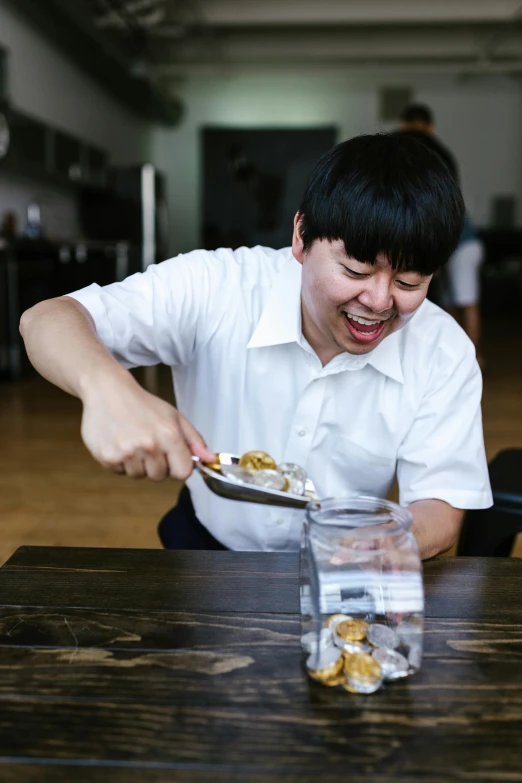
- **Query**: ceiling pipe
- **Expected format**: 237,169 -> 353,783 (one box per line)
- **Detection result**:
4,0 -> 183,125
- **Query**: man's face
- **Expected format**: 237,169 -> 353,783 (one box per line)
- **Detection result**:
292,218 -> 432,363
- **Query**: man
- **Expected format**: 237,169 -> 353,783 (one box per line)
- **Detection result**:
397,103 -> 485,363
20,133 -> 492,558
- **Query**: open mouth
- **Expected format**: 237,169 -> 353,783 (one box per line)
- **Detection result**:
343,312 -> 389,344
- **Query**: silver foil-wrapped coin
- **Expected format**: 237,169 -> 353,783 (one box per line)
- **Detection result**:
372,648 -> 409,680
301,627 -> 334,655
252,469 -> 287,491
306,644 -> 342,674
220,464 -> 255,483
367,623 -> 400,650
277,463 -> 306,495
345,673 -> 383,694
334,636 -> 371,655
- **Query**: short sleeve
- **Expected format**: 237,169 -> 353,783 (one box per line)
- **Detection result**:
66,250 -> 232,368
397,344 -> 492,510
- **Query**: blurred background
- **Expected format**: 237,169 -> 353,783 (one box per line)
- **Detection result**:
1,0 -> 522,563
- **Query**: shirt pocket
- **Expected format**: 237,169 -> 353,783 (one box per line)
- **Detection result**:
324,436 -> 397,499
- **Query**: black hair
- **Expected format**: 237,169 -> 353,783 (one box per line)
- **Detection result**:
400,103 -> 434,125
298,133 -> 465,275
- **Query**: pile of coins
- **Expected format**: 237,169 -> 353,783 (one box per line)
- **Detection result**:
204,450 -> 307,495
302,614 -> 414,694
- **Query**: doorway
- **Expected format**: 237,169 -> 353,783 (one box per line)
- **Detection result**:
201,127 -> 337,250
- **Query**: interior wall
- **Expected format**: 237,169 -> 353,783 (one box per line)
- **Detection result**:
151,68 -> 522,256
0,2 -> 151,162
0,1 -> 152,238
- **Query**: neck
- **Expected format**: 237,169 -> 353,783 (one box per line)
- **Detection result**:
300,302 -> 344,367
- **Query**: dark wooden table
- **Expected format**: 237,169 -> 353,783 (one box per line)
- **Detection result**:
0,547 -> 521,782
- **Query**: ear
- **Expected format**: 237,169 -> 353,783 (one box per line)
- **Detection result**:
292,212 -> 305,264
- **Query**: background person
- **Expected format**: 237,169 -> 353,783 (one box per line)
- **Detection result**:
396,103 -> 485,363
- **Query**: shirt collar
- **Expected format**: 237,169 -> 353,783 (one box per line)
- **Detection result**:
247,257 -> 302,349
365,332 -> 404,384
247,255 -> 404,384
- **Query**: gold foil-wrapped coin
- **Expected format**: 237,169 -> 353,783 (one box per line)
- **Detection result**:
336,619 -> 369,642
323,673 -> 346,687
306,648 -> 343,683
343,653 -> 382,687
203,458 -> 222,472
239,450 -> 277,471
308,659 -> 343,684
341,682 -> 361,694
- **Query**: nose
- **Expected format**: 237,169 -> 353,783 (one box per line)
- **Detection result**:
356,277 -> 394,314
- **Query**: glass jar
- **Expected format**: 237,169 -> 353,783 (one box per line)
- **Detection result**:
300,496 -> 424,693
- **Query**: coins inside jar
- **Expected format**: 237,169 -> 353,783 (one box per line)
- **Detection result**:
336,619 -> 369,642
366,623 -> 400,650
304,611 -> 422,695
301,628 -> 333,655
326,614 -> 352,632
306,646 -> 343,683
239,450 -> 277,471
371,648 -> 409,680
335,637 -> 371,655
343,652 -> 383,694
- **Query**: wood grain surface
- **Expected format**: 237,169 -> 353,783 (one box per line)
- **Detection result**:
0,547 -> 521,781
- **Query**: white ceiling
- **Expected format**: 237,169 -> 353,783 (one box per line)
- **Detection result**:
92,0 -> 522,77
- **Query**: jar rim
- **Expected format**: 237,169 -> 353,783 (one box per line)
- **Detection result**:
306,495 -> 412,535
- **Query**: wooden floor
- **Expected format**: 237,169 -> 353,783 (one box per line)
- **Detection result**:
1,313 -> 522,566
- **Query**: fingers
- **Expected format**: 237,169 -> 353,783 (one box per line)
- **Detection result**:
143,453 -> 169,482
177,413 -> 216,462
123,453 -> 147,479
165,447 -> 194,481
92,406 -> 213,483
104,453 -> 168,481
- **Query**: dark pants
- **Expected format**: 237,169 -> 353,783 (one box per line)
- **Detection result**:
158,486 -> 228,550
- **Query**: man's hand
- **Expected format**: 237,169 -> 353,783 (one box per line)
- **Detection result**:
81,374 -> 216,481
408,499 -> 464,559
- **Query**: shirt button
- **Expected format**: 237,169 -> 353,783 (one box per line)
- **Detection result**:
297,428 -> 307,437
275,517 -> 285,525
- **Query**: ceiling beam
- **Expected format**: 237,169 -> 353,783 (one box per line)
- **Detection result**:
198,0 -> 522,26
5,0 -> 183,125
150,25 -> 522,69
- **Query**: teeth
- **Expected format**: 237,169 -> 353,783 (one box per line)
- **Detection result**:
346,313 -> 384,326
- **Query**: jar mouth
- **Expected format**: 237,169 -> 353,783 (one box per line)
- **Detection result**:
306,495 -> 412,536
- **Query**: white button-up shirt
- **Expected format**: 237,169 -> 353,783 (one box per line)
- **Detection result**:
68,245 -> 492,551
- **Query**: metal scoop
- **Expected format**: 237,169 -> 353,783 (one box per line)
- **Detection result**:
193,453 -> 319,509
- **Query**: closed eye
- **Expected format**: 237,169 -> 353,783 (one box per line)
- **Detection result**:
396,280 -> 421,289
342,266 -> 368,278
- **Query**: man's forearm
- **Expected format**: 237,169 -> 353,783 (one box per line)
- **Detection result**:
20,296 -> 132,400
408,499 -> 464,559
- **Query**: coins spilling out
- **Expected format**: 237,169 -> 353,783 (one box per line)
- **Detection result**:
302,613 -> 412,694
204,451 -> 307,496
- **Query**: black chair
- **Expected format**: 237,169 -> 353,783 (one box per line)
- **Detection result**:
457,448 -> 522,556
